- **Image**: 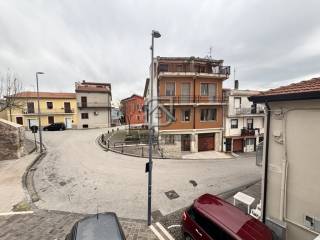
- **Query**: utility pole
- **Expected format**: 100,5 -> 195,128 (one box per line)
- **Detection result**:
147,30 -> 161,226
36,72 -> 44,153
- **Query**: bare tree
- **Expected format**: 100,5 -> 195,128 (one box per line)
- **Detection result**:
0,70 -> 23,121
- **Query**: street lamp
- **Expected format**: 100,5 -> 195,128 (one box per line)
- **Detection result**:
147,30 -> 161,226
36,72 -> 45,153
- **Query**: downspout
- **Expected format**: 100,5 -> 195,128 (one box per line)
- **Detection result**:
262,101 -> 271,223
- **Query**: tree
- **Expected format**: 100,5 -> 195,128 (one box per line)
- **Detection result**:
0,70 -> 23,121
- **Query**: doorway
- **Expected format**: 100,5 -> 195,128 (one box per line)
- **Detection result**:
225,138 -> 232,152
181,134 -> 191,151
65,118 -> 72,129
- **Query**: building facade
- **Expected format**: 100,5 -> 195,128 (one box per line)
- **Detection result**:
75,81 -> 112,129
146,56 -> 230,157
120,94 -> 144,125
249,78 -> 320,240
223,87 -> 265,152
4,91 -> 77,129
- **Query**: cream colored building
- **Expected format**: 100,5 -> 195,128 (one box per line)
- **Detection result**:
249,78 -> 320,240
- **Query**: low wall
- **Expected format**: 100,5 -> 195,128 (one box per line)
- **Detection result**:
0,119 -> 25,160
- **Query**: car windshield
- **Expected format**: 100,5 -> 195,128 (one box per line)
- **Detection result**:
0,2 -> 318,240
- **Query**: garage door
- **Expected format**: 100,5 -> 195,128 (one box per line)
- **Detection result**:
233,139 -> 243,152
198,133 -> 215,151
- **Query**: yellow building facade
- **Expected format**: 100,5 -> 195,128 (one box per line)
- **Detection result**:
5,92 -> 78,129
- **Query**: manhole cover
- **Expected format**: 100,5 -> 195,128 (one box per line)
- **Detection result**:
165,190 -> 179,200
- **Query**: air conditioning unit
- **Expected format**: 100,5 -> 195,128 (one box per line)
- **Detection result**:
94,111 -> 99,116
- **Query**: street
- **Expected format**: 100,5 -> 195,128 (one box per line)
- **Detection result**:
27,128 -> 261,220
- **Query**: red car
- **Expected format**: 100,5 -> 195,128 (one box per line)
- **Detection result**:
182,194 -> 273,240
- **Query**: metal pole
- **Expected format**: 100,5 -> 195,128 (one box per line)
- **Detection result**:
147,33 -> 154,226
36,73 -> 43,153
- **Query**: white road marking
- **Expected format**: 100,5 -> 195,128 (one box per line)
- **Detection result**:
149,225 -> 166,240
0,211 -> 34,216
168,224 -> 181,229
156,222 -> 175,240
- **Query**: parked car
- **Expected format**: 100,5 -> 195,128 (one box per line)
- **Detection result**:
65,212 -> 126,240
182,194 -> 273,240
43,122 -> 66,131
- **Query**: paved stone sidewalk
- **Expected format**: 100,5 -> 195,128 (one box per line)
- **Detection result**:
0,210 -> 156,240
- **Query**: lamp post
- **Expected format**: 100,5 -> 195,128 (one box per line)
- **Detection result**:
147,30 -> 161,226
36,72 -> 45,153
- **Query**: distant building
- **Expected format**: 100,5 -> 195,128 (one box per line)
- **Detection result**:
4,91 -> 77,129
111,107 -> 123,126
223,83 -> 265,153
120,94 -> 144,125
144,56 -> 230,157
75,81 -> 112,129
249,78 -> 320,240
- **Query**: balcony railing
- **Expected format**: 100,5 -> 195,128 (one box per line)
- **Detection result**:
241,128 -> 259,137
158,65 -> 231,76
235,106 -> 265,115
77,102 -> 110,108
23,108 -> 75,114
158,95 -> 227,104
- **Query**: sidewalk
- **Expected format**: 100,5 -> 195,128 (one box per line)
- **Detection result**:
0,151 -> 38,213
181,150 -> 233,160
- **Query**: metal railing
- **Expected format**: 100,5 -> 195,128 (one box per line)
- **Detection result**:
23,108 -> 75,114
158,95 -> 227,104
241,128 -> 259,136
235,107 -> 265,115
158,65 -> 231,75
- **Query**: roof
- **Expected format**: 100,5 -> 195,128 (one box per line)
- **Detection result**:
7,91 -> 76,99
75,81 -> 112,94
249,77 -> 320,102
120,94 -> 144,102
194,194 -> 272,240
156,56 -> 223,64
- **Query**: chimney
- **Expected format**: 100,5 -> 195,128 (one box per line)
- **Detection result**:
234,80 -> 239,90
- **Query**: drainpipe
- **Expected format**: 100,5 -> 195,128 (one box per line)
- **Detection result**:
262,101 -> 271,223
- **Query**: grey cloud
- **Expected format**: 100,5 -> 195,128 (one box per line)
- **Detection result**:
0,0 -> 320,100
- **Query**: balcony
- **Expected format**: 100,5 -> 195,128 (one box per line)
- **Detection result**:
241,128 -> 259,137
22,108 -> 75,115
234,106 -> 265,115
158,66 -> 231,78
158,95 -> 227,105
77,102 -> 110,108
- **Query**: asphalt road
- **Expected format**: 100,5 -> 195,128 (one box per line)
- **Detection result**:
27,128 -> 261,220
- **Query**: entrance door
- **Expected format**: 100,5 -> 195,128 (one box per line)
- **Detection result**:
233,139 -> 243,152
198,133 -> 215,151
64,102 -> 71,113
65,118 -> 72,129
181,134 -> 191,151
225,138 -> 232,152
181,83 -> 191,103
246,138 -> 256,152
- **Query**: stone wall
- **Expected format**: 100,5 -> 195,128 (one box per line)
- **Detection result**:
0,119 -> 25,160
159,134 -> 181,158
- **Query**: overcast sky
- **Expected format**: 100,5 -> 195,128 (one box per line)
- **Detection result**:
1,0 -> 320,102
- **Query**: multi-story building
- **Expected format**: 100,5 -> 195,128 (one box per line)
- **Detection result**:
223,82 -> 265,152
120,94 -> 144,125
145,56 -> 230,156
4,91 -> 77,129
249,78 -> 320,240
111,107 -> 123,126
75,81 -> 112,129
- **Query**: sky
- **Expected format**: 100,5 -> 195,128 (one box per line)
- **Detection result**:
1,0 -> 320,102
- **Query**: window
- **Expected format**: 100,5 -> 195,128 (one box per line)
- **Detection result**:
181,109 -> 191,121
234,97 -> 241,109
231,119 -> 238,129
164,135 -> 175,145
137,116 -> 140,121
165,82 -> 175,96
48,116 -> 54,124
16,117 -> 23,125
200,83 -> 216,96
82,124 -> 88,128
159,64 -> 169,72
46,102 -> 53,109
27,102 -> 35,113
165,107 -> 176,122
200,109 -> 216,121
187,207 -> 235,240
81,96 -> 87,107
81,113 -> 89,119
247,118 -> 253,129
64,102 -> 71,113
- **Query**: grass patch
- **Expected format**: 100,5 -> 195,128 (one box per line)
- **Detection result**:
12,200 -> 32,212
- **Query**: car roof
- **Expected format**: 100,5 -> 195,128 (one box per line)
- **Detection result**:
73,212 -> 125,240
194,194 -> 272,240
